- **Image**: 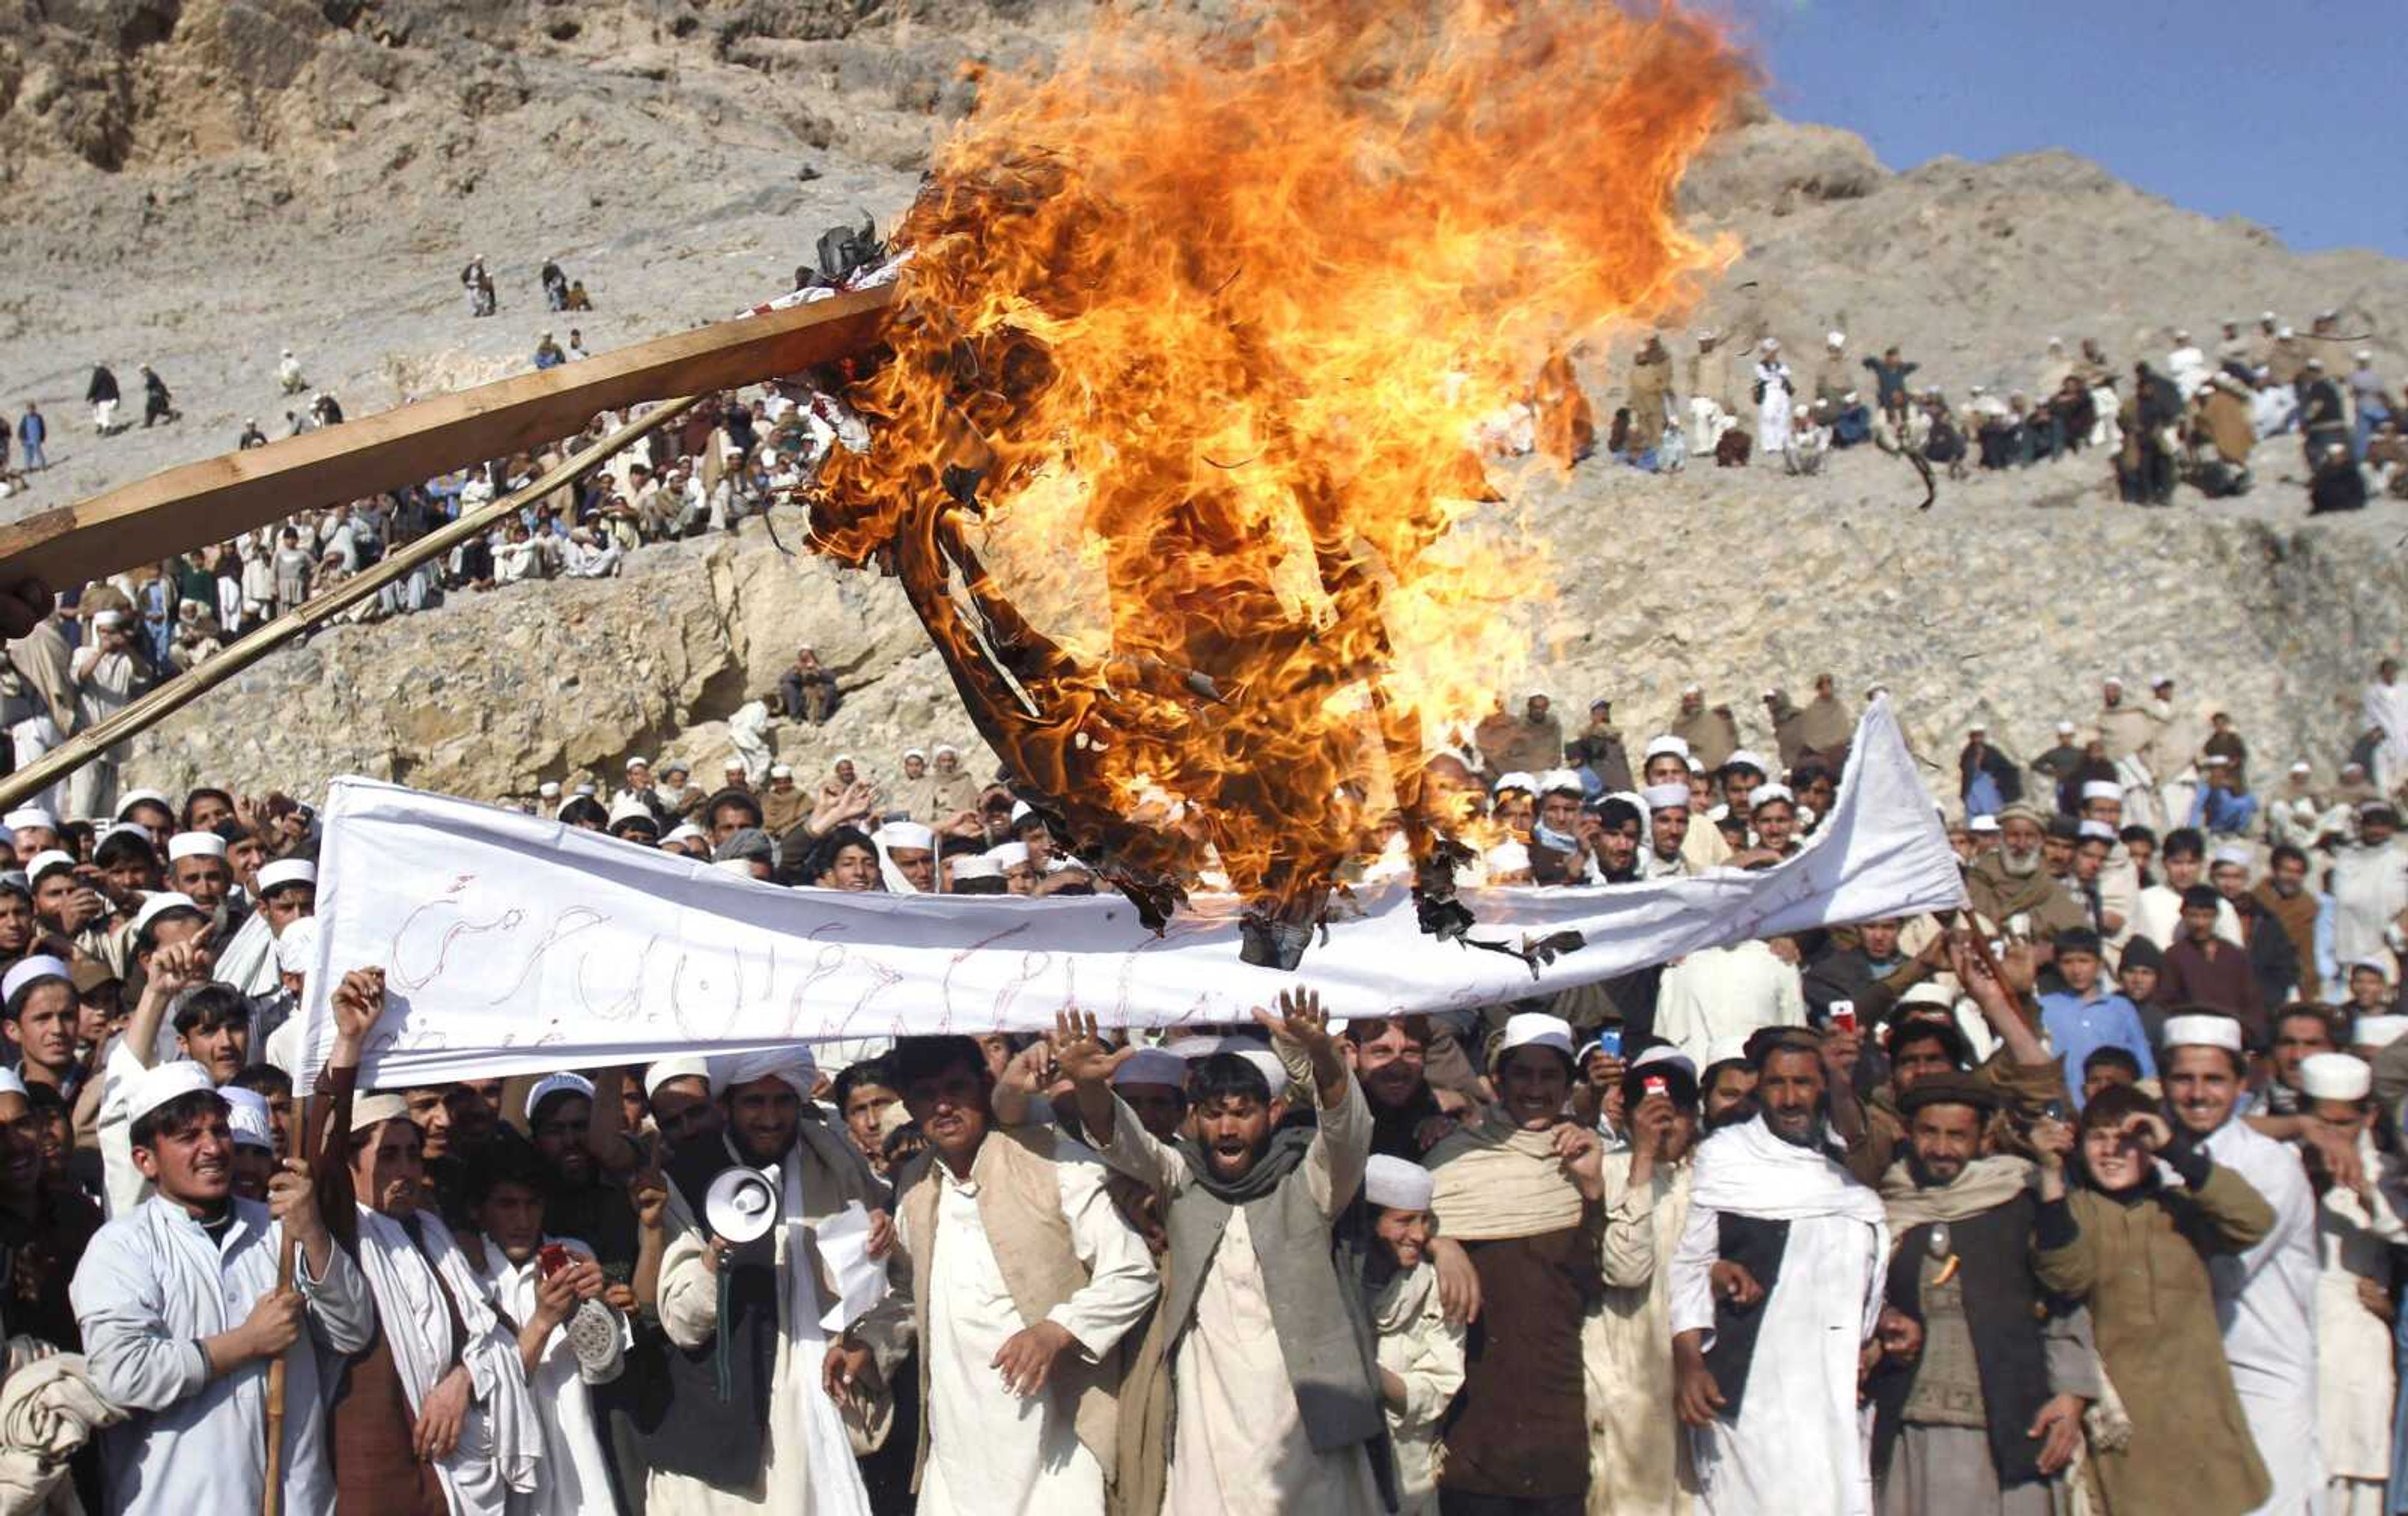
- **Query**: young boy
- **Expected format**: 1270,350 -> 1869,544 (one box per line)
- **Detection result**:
2036,928 -> 2153,1109
1361,1153 -> 1462,1516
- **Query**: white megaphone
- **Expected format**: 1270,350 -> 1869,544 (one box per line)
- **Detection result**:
704,1166 -> 782,1245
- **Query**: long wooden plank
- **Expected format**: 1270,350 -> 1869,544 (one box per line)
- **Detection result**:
0,397 -> 705,815
0,283 -> 897,594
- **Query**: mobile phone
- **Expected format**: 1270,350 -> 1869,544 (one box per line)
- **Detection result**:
2007,913 -> 2032,941
1597,1028 -> 1624,1059
1829,1000 -> 1857,1032
1642,1075 -> 1668,1099
538,1243 -> 571,1279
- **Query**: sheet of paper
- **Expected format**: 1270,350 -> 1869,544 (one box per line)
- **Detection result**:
815,1201 -> 887,1333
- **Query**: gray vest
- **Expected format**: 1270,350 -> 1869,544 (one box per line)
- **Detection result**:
1159,1150 -> 1385,1454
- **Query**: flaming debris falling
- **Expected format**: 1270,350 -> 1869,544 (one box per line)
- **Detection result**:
806,0 -> 1753,947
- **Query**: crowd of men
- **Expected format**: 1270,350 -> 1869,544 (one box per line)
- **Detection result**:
0,645 -> 2395,1515
1556,312 -> 2401,512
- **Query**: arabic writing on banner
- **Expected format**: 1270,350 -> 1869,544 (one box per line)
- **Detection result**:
301,699 -> 1967,1089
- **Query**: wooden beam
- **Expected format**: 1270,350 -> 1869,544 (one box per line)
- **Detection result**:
0,284 -> 897,594
0,397 -> 706,815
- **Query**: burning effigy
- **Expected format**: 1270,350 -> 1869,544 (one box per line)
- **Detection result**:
800,0 -> 1753,960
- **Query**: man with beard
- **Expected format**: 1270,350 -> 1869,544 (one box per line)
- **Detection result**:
843,1033 -> 1158,1516
1669,686 -> 1741,774
1580,792 -> 1646,884
1565,699 -> 1634,794
1343,1016 -> 1456,1160
1672,1031 -> 1888,1515
1963,804 -> 2086,943
1423,1012 -> 1606,1513
647,1048 -> 887,1514
2251,844 -> 2323,1002
1867,1077 -> 2092,1515
1067,990 -> 1389,1515
2162,1012 -> 2322,1516
522,1071 -> 639,1275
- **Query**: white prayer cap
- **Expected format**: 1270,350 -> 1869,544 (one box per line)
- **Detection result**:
2299,1052 -> 2372,1103
539,781 -> 562,799
0,1069 -> 24,1100
832,753 -> 856,768
644,1057 -> 712,1099
2278,326 -> 2295,338
709,1047 -> 817,1098
1112,1047 -> 1188,1091
2357,349 -> 2375,363
2079,781 -> 2121,803
1484,840 -> 1531,875
986,842 -> 1032,871
1899,982 -> 1958,1010
1721,749 -> 1768,775
1363,1153 -> 1435,1212
351,1091 -> 411,1133
1642,734 -> 1689,761
98,822 -> 150,849
126,1062 -> 219,1126
2291,760 -> 2313,775
1749,783 -> 1795,810
223,1087 -> 275,1152
663,822 -> 707,847
723,758 -> 747,773
1684,756 -> 1706,775
1965,723 -> 1987,736
881,822 -> 935,851
1231,1047 -> 1289,1100
2261,310 -> 2276,322
1632,1045 -> 1695,1078
167,831 -> 227,862
1008,800 -> 1034,824
24,850 -> 74,886
1968,814 -> 2000,835
933,744 -> 960,758
2172,329 -> 2190,342
1538,768 -> 1583,797
949,854 -> 1003,882
2352,1015 -> 2408,1049
2202,755 -> 2229,768
2078,819 -> 2117,842
1487,770 -> 1534,794
769,763 -> 794,780
2,955 -> 71,1007
2352,957 -> 2398,982
1760,337 -> 1780,352
662,758 -> 689,775
607,795 -> 656,827
3,808 -> 56,833
256,859 -> 316,895
114,789 -> 171,819
2101,674 -> 2123,688
525,1071 -> 597,1122
2161,1014 -> 2244,1054
2054,721 -> 2076,736
573,783 -> 598,798
1641,783 -> 1689,812
1825,330 -> 1846,347
903,748 -> 928,761
1703,1036 -> 1751,1071
130,891 -> 203,938
274,918 -> 319,975
1497,1012 -> 1575,1062
2210,843 -> 2253,869
91,609 -> 129,632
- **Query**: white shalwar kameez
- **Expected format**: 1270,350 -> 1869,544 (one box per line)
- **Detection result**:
70,1193 -> 376,1514
652,1145 -> 877,1516
1753,362 -> 1793,455
473,1236 -> 630,1516
2329,842 -> 2408,973
2315,1133 -> 2404,1516
2366,678 -> 2408,795
2201,1116 -> 2325,1516
1652,943 -> 1806,1068
912,1147 -> 1158,1515
1672,1118 -> 1887,1516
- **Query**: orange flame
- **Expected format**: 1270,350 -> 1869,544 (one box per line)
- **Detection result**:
811,0 -> 1751,922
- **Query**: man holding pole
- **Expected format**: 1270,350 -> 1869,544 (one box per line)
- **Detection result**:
69,1056 -> 374,1513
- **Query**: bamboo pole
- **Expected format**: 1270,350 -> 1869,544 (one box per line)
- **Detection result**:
0,284 -> 894,595
261,1226 -> 298,1516
0,395 -> 704,815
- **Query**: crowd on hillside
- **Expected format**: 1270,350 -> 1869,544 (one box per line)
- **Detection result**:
0,640 -> 2396,1514
1504,310 -> 2402,514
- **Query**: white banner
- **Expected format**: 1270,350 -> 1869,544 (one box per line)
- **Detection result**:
304,699 -> 1965,1088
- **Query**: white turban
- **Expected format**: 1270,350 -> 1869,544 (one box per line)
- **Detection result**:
709,1048 -> 818,1098
645,1056 -> 713,1100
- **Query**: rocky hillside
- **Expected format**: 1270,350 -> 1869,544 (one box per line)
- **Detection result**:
4,0 -> 2405,807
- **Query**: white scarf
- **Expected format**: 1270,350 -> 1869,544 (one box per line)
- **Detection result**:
1688,1115 -> 1887,1228
353,1206 -> 542,1504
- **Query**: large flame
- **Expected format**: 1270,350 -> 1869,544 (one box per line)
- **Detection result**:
810,0 -> 1751,929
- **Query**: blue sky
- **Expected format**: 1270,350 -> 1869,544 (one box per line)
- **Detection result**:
1724,0 -> 2407,257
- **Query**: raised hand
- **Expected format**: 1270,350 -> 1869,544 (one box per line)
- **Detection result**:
330,967 -> 386,1047
1252,988 -> 1334,1059
146,938 -> 212,1000
1049,1010 -> 1122,1088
